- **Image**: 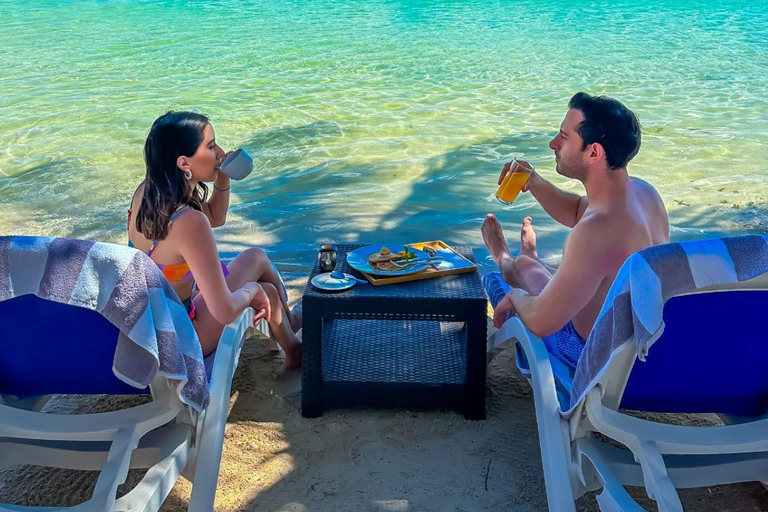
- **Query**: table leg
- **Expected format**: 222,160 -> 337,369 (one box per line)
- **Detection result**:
301,307 -> 323,418
463,305 -> 487,420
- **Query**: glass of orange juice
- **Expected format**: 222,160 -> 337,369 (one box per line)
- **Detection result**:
496,157 -> 534,204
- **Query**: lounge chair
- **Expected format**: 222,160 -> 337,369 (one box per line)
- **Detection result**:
486,235 -> 768,511
0,236 -> 270,512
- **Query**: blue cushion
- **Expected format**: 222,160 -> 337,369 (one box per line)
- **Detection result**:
0,295 -> 148,397
622,291 -> 768,417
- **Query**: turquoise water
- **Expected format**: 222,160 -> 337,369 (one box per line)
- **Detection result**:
1,0 -> 766,271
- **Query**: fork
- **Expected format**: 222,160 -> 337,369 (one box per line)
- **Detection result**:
390,257 -> 443,268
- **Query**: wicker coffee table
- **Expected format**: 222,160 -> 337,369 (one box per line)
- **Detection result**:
301,244 -> 487,420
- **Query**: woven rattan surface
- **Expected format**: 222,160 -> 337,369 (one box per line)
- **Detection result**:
321,320 -> 467,384
302,243 -> 487,419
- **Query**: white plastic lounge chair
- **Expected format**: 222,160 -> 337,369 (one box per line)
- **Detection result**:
0,236 -> 271,512
486,235 -> 768,511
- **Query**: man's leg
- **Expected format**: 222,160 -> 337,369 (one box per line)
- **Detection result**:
482,214 -> 554,295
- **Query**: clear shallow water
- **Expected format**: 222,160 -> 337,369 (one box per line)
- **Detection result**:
1,0 -> 766,271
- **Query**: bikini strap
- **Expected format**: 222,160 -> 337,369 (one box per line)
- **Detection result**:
169,206 -> 190,224
147,206 -> 189,258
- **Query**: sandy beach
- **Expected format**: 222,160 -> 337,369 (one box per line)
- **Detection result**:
1,273 -> 766,512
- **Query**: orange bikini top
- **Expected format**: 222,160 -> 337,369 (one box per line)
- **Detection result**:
127,207 -> 230,283
127,208 -> 193,282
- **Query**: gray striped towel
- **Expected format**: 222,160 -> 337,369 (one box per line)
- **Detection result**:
0,236 -> 210,412
567,235 -> 768,415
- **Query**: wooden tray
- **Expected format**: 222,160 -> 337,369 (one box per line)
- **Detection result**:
359,240 -> 477,286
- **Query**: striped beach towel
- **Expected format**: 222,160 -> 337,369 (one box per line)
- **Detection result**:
0,236 -> 210,412
567,234 -> 768,415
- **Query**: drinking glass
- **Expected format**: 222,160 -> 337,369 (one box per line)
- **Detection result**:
496,158 -> 534,205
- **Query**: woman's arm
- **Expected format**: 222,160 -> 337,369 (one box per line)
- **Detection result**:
174,210 -> 267,324
203,172 -> 231,227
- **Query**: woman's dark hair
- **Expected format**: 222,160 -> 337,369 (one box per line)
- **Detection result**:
568,92 -> 642,170
136,111 -> 210,241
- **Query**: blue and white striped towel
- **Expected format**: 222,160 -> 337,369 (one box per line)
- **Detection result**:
0,236 -> 209,412
567,235 -> 768,415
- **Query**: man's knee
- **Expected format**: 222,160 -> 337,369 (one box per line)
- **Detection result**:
514,254 -> 539,272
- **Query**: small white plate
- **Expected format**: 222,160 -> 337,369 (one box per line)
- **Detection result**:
311,272 -> 357,291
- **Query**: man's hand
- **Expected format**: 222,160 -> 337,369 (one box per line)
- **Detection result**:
521,170 -> 541,193
498,161 -> 540,194
493,291 -> 517,328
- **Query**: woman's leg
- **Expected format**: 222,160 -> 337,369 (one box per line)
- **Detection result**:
253,282 -> 302,370
191,249 -> 302,369
225,248 -> 301,332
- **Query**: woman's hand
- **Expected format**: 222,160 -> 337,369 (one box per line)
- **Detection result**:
245,282 -> 271,323
214,152 -> 232,187
217,151 -> 233,169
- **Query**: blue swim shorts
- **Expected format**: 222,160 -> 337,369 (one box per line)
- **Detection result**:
482,271 -> 586,369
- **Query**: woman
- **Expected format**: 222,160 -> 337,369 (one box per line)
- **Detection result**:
128,111 -> 302,369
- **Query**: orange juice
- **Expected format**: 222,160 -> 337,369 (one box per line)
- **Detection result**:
496,159 -> 533,204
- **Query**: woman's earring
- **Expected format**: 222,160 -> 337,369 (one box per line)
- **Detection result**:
184,170 -> 192,181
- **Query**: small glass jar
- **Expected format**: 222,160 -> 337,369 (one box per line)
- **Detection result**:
318,244 -> 338,273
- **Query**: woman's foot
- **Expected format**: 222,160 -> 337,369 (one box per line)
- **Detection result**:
283,341 -> 302,370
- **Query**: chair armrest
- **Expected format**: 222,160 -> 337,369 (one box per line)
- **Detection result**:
209,307 -> 255,395
585,389 -> 768,455
489,316 -> 579,511
489,316 -> 551,375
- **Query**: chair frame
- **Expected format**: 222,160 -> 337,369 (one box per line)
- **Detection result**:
0,307 -> 268,512
487,274 -> 768,512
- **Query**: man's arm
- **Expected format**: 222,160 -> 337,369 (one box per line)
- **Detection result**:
510,216 -> 612,336
526,172 -> 588,228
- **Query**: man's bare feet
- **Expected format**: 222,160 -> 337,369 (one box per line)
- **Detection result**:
520,217 -> 538,259
482,214 -> 513,267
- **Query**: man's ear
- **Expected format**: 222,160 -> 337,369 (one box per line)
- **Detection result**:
587,143 -> 606,165
177,155 -> 190,172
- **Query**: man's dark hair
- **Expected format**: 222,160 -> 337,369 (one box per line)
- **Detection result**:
568,92 -> 641,170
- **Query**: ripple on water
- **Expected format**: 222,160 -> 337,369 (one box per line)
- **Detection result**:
0,0 -> 766,268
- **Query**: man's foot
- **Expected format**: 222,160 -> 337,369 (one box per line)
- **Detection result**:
283,342 -> 302,371
290,303 -> 303,333
482,214 -> 513,267
520,217 -> 538,259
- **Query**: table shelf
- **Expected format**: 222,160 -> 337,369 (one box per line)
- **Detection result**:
321,319 -> 467,385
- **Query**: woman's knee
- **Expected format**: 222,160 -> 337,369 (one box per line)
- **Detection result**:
242,247 -> 268,264
260,281 -> 279,303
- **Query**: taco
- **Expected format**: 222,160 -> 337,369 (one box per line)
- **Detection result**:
368,246 -> 400,264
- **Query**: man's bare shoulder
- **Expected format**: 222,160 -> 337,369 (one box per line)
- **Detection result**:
630,177 -> 665,204
570,211 -> 616,246
570,211 -> 634,265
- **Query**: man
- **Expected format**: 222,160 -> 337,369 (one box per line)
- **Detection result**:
482,92 -> 669,368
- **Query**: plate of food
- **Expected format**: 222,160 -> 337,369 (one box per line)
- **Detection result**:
346,244 -> 432,276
